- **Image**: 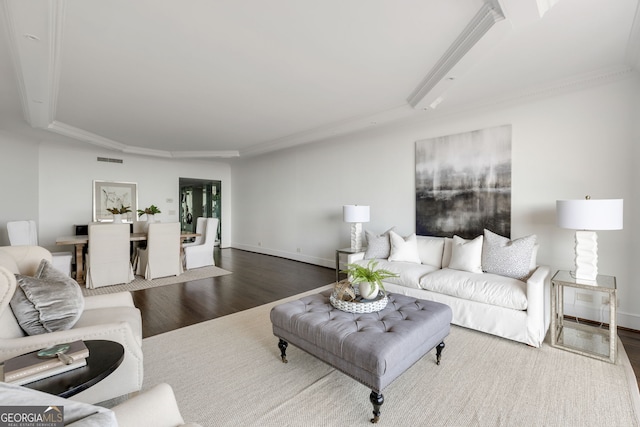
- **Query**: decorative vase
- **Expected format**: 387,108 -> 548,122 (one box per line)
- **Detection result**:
112,214 -> 123,223
359,282 -> 379,300
144,214 -> 155,232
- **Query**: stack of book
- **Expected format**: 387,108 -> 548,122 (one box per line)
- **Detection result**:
3,340 -> 89,386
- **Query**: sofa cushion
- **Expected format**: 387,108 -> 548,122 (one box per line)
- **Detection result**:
364,228 -> 395,259
416,236 -> 445,268
388,231 -> 421,263
10,259 -> 84,335
353,259 -> 438,289
419,268 -> 528,310
482,229 -> 537,281
448,235 -> 483,273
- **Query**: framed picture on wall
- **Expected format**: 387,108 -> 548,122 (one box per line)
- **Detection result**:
93,180 -> 138,222
415,125 -> 512,239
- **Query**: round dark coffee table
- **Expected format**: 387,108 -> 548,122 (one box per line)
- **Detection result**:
23,340 -> 124,398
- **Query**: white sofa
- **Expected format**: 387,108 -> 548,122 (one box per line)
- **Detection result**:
348,232 -> 550,347
0,245 -> 143,404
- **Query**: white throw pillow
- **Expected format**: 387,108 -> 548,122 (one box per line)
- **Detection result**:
388,231 -> 421,263
442,237 -> 454,268
448,235 -> 483,273
416,237 -> 445,268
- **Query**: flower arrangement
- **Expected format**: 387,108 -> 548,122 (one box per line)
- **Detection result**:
137,205 -> 162,217
106,205 -> 132,215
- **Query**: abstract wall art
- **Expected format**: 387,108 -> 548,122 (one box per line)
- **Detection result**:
415,125 -> 512,239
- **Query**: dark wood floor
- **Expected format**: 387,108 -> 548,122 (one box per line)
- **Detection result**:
131,248 -> 640,386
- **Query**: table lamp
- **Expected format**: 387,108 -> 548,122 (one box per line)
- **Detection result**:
343,205 -> 370,251
556,196 -> 623,282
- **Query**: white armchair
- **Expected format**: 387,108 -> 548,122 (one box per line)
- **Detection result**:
0,245 -> 143,404
183,218 -> 218,270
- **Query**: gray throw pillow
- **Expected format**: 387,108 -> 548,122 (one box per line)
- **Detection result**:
482,229 -> 536,281
364,228 -> 395,259
10,259 -> 84,335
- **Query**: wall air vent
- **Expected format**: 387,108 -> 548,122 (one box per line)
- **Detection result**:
97,157 -> 124,164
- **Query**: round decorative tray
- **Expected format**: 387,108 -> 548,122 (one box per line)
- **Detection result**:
330,285 -> 388,314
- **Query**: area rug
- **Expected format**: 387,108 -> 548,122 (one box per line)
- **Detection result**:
81,266 -> 231,296
142,285 -> 640,426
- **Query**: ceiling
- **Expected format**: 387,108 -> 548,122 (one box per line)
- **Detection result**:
1,0 -> 639,159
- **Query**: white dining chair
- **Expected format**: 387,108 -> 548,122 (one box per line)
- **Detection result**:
182,217 -> 206,249
183,218 -> 218,270
7,220 -> 73,277
136,222 -> 182,280
85,223 -> 134,288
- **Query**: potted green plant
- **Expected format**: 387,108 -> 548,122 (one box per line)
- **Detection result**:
341,260 -> 398,299
106,205 -> 131,222
137,205 -> 162,231
137,205 -> 162,218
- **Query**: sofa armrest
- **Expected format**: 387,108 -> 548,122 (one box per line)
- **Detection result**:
346,252 -> 365,263
0,321 -> 142,363
113,383 -> 200,427
0,321 -> 144,403
83,291 -> 135,310
525,265 -> 550,342
526,265 -> 550,305
0,246 -> 52,276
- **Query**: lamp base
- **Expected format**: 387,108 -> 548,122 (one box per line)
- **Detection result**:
574,230 -> 598,282
350,223 -> 363,252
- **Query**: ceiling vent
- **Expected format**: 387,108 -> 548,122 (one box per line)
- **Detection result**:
97,157 -> 123,164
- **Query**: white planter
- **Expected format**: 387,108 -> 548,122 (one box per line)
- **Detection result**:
144,214 -> 156,232
112,214 -> 123,223
359,282 -> 379,300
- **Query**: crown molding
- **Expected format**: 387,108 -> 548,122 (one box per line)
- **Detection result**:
48,120 -> 128,150
407,1 -> 506,109
626,0 -> 640,70
48,121 -> 239,159
239,105 -> 416,157
170,150 -> 240,159
48,0 -> 66,121
411,65 -> 637,126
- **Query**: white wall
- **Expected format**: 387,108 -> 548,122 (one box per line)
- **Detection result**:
231,75 -> 640,329
0,136 -> 231,250
0,132 -> 40,244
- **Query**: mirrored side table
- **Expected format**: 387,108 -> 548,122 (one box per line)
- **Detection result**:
335,248 -> 364,283
550,270 -> 617,363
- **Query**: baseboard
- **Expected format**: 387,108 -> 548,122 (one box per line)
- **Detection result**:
230,243 -> 335,270
563,305 -> 640,332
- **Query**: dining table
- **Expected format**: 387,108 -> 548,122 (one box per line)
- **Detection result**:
56,232 -> 199,285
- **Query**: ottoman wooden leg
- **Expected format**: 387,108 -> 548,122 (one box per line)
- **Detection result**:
436,341 -> 445,365
278,339 -> 288,363
369,391 -> 384,423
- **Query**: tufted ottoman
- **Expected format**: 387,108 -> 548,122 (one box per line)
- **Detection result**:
270,290 -> 452,423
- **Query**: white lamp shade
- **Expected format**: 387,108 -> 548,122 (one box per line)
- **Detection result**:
343,205 -> 370,223
556,199 -> 623,230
